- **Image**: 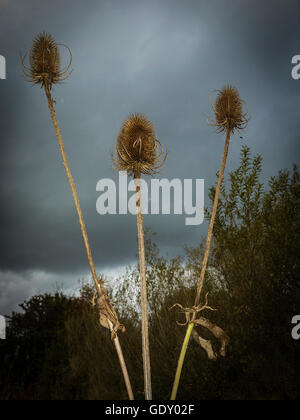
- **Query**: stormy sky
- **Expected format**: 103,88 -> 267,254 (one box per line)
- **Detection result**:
0,0 -> 299,315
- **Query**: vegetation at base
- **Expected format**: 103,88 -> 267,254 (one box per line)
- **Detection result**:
0,146 -> 299,400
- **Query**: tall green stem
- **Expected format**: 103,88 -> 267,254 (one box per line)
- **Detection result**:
171,129 -> 231,400
170,323 -> 194,400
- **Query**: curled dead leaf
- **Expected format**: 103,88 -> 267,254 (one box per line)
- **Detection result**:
192,329 -> 217,361
193,316 -> 229,357
92,284 -> 125,340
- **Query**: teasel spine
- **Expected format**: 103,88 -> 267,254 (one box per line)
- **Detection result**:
113,113 -> 167,177
21,32 -> 72,90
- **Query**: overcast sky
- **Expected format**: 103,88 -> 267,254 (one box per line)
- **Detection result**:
0,0 -> 299,315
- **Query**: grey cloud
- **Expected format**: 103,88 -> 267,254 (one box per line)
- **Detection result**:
0,0 -> 299,314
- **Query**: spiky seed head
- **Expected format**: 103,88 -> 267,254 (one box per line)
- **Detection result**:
22,32 -> 72,90
209,85 -> 249,134
113,113 -> 167,177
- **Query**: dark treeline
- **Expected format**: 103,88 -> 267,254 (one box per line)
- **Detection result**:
0,146 -> 299,400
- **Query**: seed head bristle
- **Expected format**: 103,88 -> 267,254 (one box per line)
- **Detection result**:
113,114 -> 167,177
22,32 -> 72,89
208,85 -> 249,134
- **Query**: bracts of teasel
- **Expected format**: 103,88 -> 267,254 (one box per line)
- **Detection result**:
113,114 -> 167,400
170,86 -> 249,401
22,32 -> 134,401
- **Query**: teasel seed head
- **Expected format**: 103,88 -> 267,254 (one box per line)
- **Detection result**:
208,85 -> 249,134
21,32 -> 72,90
113,113 -> 167,177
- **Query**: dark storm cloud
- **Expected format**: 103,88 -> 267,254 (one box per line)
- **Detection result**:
0,0 -> 300,313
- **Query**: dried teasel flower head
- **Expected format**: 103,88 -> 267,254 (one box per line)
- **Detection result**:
21,32 -> 72,90
113,113 -> 167,177
208,85 -> 249,134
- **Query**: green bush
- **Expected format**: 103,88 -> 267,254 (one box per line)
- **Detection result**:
1,147 -> 299,400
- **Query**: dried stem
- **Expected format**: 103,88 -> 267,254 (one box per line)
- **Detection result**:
44,83 -> 134,401
107,319 -> 134,400
194,128 -> 231,307
135,173 -> 152,400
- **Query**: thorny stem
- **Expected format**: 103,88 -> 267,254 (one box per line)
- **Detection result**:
44,84 -> 134,401
135,173 -> 152,400
171,128 -> 231,400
